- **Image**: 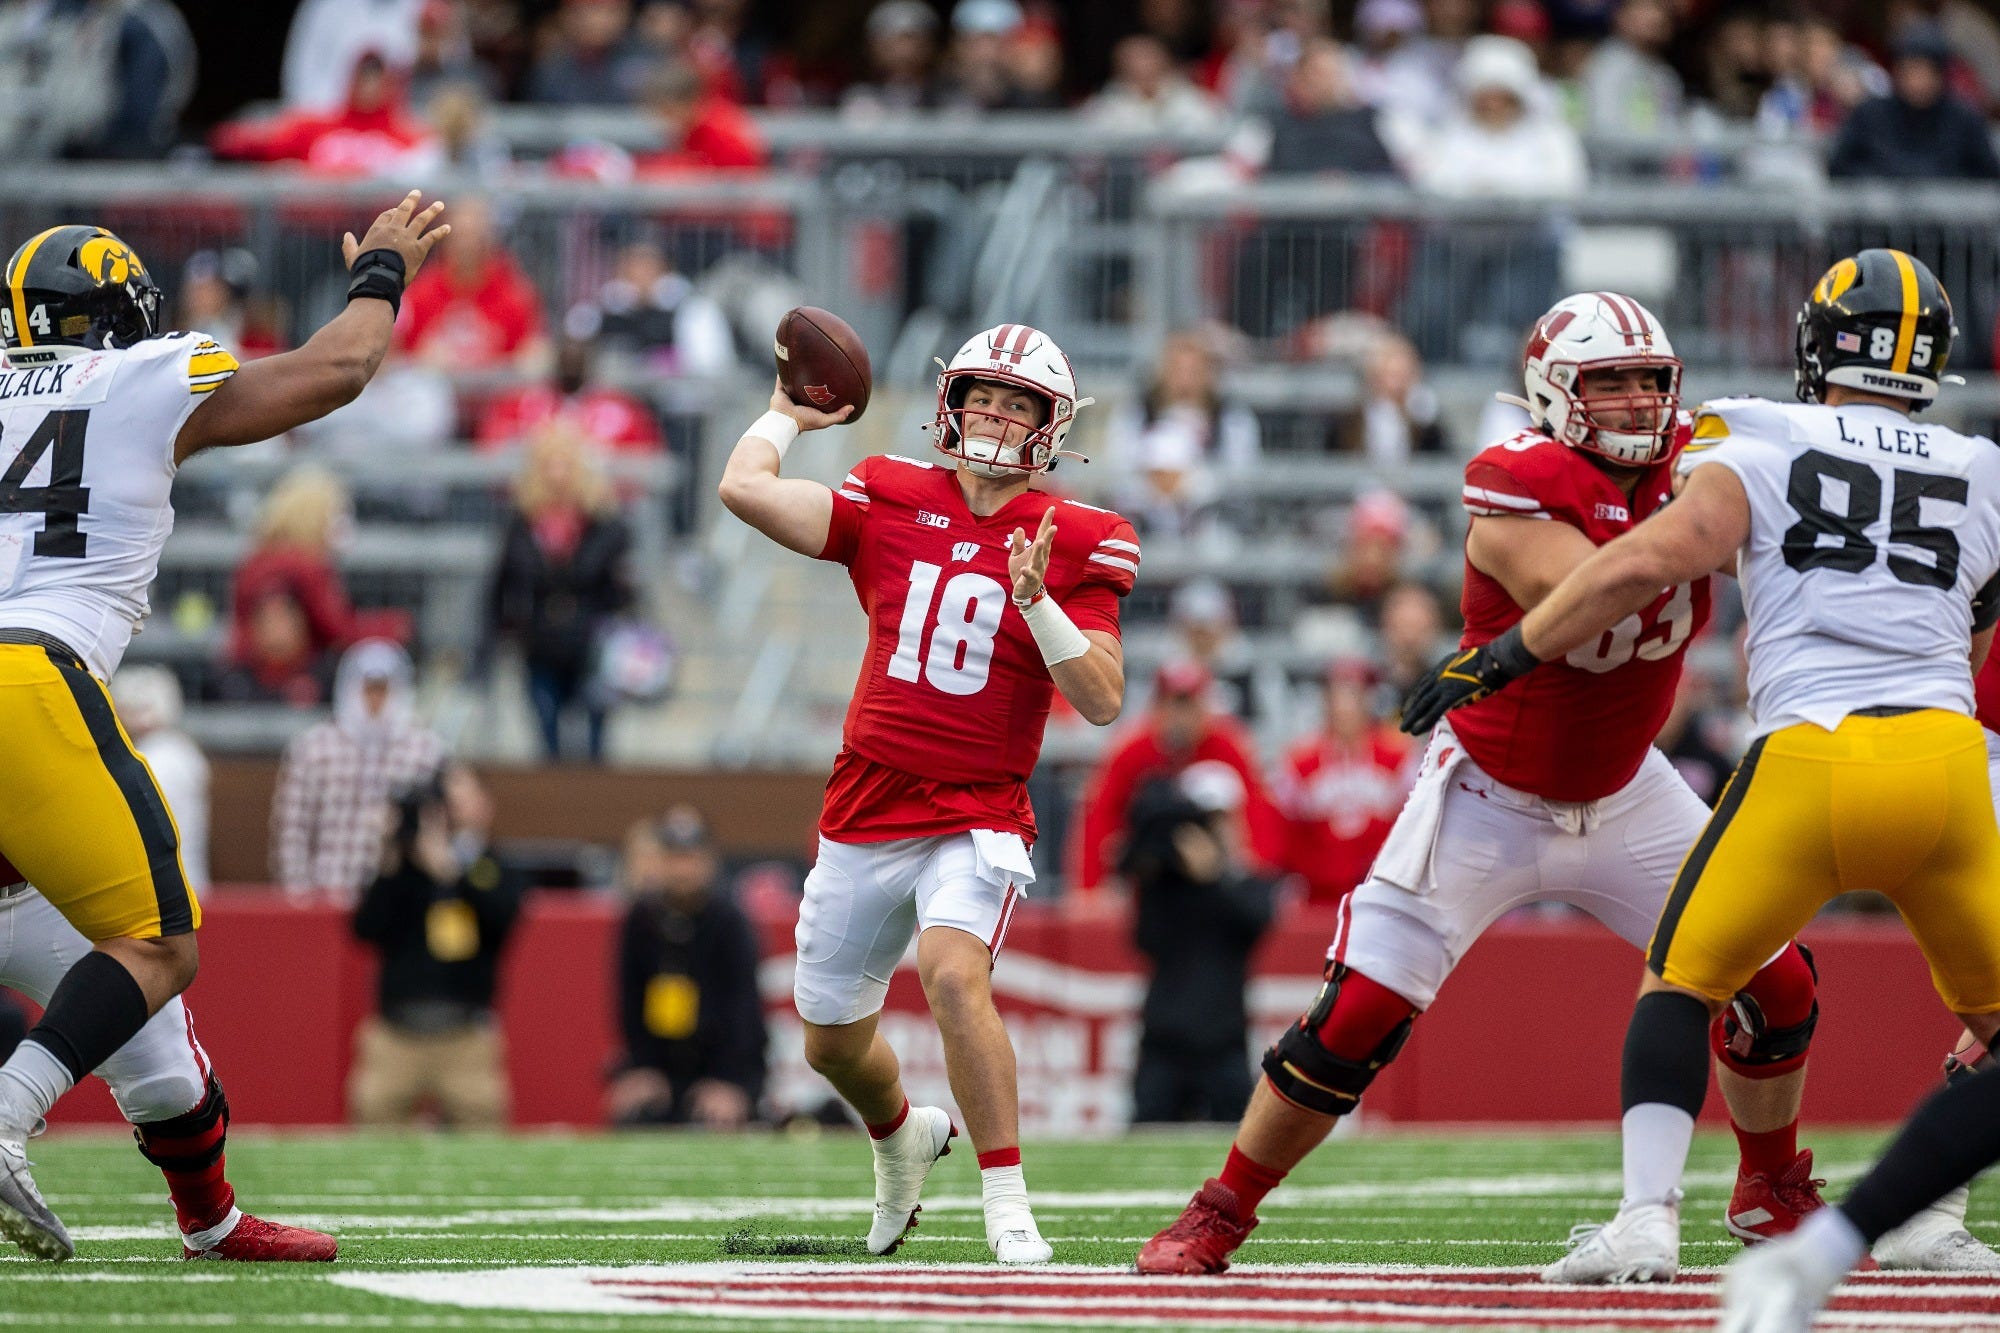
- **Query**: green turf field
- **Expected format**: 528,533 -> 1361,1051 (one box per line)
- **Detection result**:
0,1124 -> 1975,1331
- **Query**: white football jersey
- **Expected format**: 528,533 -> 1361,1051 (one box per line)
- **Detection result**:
0,331 -> 237,677
1678,396 -> 2000,735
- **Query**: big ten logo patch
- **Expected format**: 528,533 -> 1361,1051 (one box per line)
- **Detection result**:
916,510 -> 951,529
1595,502 -> 1630,522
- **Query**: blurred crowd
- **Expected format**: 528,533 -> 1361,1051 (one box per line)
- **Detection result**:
12,2 -> 2000,180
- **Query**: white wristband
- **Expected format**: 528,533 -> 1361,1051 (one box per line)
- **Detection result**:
749,410 -> 800,459
1014,590 -> 1092,666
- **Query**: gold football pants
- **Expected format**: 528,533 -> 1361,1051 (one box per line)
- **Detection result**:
0,643 -> 196,940
1650,708 -> 2000,1015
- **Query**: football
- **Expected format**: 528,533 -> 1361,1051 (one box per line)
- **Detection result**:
775,306 -> 872,422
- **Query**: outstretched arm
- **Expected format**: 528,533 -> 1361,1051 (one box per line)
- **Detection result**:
716,380 -> 853,557
1401,465 -> 1750,735
1516,464 -> 1750,660
174,190 -> 451,463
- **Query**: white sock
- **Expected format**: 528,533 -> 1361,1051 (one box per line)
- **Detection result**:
1620,1102 -> 1695,1208
0,1041 -> 74,1135
981,1163 -> 1032,1226
1795,1206 -> 1867,1280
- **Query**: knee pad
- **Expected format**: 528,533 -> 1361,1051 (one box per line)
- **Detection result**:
132,1075 -> 228,1173
1714,941 -> 1818,1079
1260,964 -> 1415,1118
1944,1032 -> 1993,1086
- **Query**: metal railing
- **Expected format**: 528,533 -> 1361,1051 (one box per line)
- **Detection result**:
1138,176 -> 2000,372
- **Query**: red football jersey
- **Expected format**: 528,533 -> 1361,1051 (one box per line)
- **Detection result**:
1451,428 -> 1711,802
816,454 -> 1139,843
1977,648 -> 2000,733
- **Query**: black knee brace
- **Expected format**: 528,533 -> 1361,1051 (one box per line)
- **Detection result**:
133,1075 -> 229,1172
1260,966 -> 1414,1118
1720,942 -> 1819,1072
1944,1034 -> 1993,1086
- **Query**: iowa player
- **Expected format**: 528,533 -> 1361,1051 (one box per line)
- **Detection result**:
720,325 -> 1135,1264
0,193 -> 449,1260
1404,250 -> 2000,1298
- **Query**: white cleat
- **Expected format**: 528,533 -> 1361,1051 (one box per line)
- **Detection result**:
0,1134 -> 71,1262
1872,1186 -> 2000,1272
988,1212 -> 1053,1264
1539,1194 -> 1679,1285
1719,1230 -> 1845,1333
864,1106 -> 956,1256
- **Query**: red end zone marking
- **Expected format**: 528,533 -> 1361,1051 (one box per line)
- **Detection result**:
589,1265 -> 2000,1330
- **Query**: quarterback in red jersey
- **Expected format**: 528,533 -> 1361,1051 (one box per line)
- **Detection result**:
1140,293 -> 1823,1282
719,323 -> 1136,1265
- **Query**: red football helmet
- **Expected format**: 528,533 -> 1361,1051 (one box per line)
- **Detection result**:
1504,292 -> 1682,466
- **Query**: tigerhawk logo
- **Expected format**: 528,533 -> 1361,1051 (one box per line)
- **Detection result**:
79,236 -> 143,286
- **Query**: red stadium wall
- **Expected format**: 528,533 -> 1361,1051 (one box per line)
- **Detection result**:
37,892 -> 1961,1131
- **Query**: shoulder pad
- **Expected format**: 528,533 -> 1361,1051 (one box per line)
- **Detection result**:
1463,432 -> 1571,519
1689,396 -> 1790,445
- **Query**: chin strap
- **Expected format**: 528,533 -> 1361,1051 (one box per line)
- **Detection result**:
1493,391 -> 1536,414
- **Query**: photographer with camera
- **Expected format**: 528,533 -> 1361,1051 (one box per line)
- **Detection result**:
348,763 -> 524,1127
1123,761 -> 1279,1125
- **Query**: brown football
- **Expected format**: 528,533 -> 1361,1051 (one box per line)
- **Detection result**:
775,306 -> 872,422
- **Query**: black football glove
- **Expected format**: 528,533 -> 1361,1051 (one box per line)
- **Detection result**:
1398,624 -> 1543,735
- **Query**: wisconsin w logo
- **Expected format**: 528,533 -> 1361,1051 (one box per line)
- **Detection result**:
951,541 -> 979,563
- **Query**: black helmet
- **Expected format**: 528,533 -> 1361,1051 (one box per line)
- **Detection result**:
1795,248 -> 1955,409
1,225 -> 162,364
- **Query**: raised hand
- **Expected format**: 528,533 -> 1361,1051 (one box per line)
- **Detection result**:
770,377 -> 854,433
342,189 -> 451,281
1008,507 -> 1057,604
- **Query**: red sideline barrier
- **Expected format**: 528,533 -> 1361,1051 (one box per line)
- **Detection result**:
36,891 -> 1961,1130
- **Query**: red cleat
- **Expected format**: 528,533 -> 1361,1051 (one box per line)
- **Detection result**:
184,1214 -> 337,1262
1725,1149 -> 1827,1244
1136,1180 -> 1258,1275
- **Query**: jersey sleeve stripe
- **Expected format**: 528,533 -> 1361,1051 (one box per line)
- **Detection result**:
1463,486 -> 1542,510
837,489 -> 870,504
1465,503 -> 1551,519
1095,538 -> 1141,555
1088,553 -> 1139,574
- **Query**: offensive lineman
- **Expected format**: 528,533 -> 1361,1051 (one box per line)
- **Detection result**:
1139,293 -> 1824,1280
719,325 -> 1138,1263
1401,250 -> 2000,1306
0,194 -> 450,1259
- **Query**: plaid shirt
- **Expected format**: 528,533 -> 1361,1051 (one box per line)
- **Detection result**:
270,720 -> 447,894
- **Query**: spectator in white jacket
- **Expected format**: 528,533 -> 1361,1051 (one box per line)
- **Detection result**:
1084,35 -> 1227,134
1409,35 -> 1586,199
281,0 -> 424,111
1402,37 -> 1584,362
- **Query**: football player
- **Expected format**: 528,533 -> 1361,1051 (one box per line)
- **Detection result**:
0,194 -> 449,1259
719,325 -> 1138,1264
0,874 -> 333,1259
1139,293 -> 1825,1281
1400,251 -> 2000,1314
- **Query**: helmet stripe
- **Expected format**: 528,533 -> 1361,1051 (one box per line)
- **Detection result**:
6,226 -> 61,350
1889,249 -> 1921,375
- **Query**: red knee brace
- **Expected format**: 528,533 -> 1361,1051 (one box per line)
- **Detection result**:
1713,941 -> 1818,1080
